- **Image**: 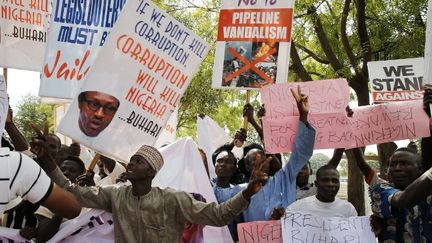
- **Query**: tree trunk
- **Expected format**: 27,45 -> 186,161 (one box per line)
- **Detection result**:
346,74 -> 370,216
377,142 -> 398,180
346,150 -> 365,215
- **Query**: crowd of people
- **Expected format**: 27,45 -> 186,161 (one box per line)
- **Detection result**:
1,84 -> 432,242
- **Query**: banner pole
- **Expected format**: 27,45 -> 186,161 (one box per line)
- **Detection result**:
424,0 -> 432,113
233,90 -> 251,148
2,68 -> 7,86
87,153 -> 101,173
242,90 -> 251,129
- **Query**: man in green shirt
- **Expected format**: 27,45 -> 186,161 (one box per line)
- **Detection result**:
31,133 -> 269,242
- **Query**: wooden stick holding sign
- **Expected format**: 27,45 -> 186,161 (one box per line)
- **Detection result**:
235,90 -> 251,147
424,0 -> 432,113
2,68 -> 7,85
87,153 -> 101,173
243,90 -> 251,129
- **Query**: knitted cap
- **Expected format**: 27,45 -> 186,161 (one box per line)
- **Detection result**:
135,145 -> 164,173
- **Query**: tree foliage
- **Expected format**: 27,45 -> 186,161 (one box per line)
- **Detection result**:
158,0 -> 428,215
161,0 -> 427,139
14,94 -> 55,141
309,153 -> 331,172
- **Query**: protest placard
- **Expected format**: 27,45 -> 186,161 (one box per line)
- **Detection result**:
212,0 -> 294,89
261,79 -> 350,118
0,0 -> 51,71
368,58 -> 424,103
281,212 -> 375,243
350,100 -> 430,147
263,113 -> 353,153
237,220 -> 282,243
38,0 -> 127,100
57,0 -> 209,162
263,100 -> 430,153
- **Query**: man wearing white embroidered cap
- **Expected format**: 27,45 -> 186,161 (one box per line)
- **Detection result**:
33,137 -> 270,242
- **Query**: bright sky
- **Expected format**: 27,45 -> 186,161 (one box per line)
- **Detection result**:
1,68 -> 40,109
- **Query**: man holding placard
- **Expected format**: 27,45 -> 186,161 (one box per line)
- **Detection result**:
369,85 -> 432,242
216,86 -> 316,222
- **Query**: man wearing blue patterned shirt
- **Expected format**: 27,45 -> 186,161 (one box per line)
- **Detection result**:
371,148 -> 432,242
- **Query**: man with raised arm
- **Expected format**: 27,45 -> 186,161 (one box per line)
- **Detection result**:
0,137 -> 81,220
370,85 -> 432,242
216,86 -> 316,222
32,134 -> 270,242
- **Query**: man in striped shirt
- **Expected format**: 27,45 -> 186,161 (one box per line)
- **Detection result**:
1,147 -> 81,219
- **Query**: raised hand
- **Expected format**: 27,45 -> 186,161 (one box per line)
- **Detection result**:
243,155 -> 271,199
270,206 -> 285,220
76,171 -> 96,186
29,121 -> 49,157
243,103 -> 255,122
29,122 -> 56,172
257,104 -> 266,119
234,128 -> 247,143
290,85 -> 309,123
70,142 -> 81,157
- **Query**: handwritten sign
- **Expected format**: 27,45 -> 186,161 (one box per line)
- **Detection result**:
261,79 -> 350,118
0,0 -> 51,71
212,0 -> 294,89
368,58 -> 424,103
350,100 -> 430,147
263,100 -> 430,153
39,0 -> 127,100
58,0 -> 209,162
281,212 -> 375,243
238,220 -> 282,243
263,113 -> 353,152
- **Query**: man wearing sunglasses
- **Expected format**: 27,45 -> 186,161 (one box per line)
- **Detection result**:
78,91 -> 120,137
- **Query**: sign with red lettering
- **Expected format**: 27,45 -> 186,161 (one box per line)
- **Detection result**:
57,0 -> 209,161
263,100 -> 430,153
39,0 -> 127,100
238,220 -> 282,243
212,0 -> 294,89
261,79 -> 350,118
368,58 -> 424,103
0,0 -> 51,71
